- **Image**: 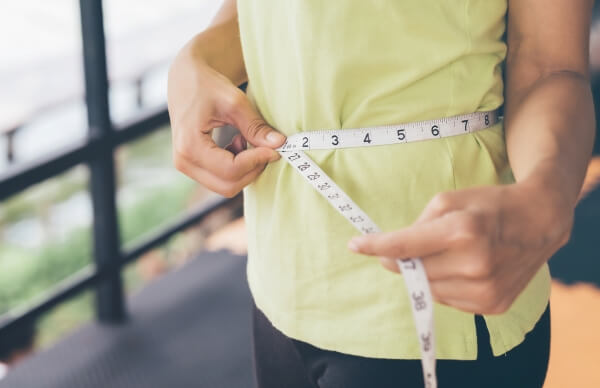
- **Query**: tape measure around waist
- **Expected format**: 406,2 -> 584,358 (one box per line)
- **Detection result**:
275,110 -> 499,388
278,110 -> 498,152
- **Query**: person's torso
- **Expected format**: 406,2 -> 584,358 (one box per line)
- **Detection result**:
237,0 -> 551,359
238,0 -> 507,134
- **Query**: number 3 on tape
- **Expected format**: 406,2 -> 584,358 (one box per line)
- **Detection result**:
276,111 -> 499,388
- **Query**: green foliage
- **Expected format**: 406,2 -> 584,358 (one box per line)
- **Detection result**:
0,178 -> 196,313
0,228 -> 91,315
0,127 -> 202,348
119,179 -> 196,245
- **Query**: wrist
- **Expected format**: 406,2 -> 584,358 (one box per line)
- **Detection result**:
504,176 -> 575,263
511,167 -> 576,232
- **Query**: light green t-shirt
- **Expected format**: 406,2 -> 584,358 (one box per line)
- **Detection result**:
238,0 -> 550,359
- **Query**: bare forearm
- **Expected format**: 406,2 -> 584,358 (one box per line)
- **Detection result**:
504,67 -> 596,211
503,0 -> 595,213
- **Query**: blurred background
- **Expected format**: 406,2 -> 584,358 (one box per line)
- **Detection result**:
0,1 -> 599,387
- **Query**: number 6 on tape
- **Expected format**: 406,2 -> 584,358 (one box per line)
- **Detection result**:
276,110 -> 499,388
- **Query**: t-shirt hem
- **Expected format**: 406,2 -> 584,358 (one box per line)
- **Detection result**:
247,261 -> 479,360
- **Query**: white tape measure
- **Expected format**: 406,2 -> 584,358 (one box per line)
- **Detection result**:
276,110 -> 499,388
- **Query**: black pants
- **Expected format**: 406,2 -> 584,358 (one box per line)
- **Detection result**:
251,301 -> 550,388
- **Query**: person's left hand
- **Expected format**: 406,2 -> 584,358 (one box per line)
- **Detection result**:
347,182 -> 574,314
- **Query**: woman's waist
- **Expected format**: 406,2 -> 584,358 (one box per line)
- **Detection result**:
248,123 -> 510,224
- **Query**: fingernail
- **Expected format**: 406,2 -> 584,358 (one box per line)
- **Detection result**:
266,131 -> 285,145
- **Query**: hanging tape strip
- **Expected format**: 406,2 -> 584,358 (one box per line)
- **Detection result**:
275,110 -> 499,388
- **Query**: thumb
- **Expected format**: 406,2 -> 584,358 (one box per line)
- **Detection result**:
227,93 -> 286,148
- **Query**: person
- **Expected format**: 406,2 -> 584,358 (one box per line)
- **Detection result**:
167,1 -> 596,387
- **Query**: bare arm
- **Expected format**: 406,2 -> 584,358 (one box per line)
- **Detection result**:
167,0 -> 285,198
504,0 -> 596,216
349,1 -> 596,314
179,0 -> 247,85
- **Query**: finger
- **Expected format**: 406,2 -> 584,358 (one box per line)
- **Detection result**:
232,146 -> 281,172
235,134 -> 248,151
226,94 -> 286,149
420,252 -> 462,281
348,212 -> 461,259
373,256 -> 491,313
225,134 -> 247,155
429,278 -> 514,315
175,157 -> 267,197
377,257 -> 403,274
428,278 -> 484,312
372,249 -> 478,280
187,135 -> 279,180
420,250 -> 487,281
224,143 -> 236,154
414,191 -> 461,225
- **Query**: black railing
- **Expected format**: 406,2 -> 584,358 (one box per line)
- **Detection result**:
0,0 -> 237,334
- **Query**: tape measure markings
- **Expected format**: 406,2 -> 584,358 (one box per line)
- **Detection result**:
279,111 -> 498,152
276,110 -> 499,388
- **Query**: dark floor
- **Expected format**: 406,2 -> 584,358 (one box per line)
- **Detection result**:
0,251 -> 255,388
1,184 -> 598,388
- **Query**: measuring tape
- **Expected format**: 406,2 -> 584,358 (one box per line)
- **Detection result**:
276,110 -> 499,388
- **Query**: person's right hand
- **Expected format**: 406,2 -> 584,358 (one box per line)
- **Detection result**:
167,49 -> 286,198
